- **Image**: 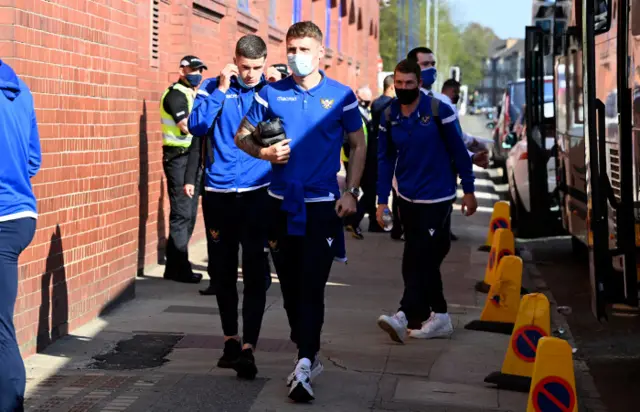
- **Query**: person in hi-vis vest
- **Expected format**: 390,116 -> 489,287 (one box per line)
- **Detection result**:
160,55 -> 207,284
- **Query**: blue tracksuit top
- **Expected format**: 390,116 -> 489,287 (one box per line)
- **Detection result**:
188,76 -> 271,192
377,93 -> 475,205
243,73 -> 363,235
0,60 -> 41,222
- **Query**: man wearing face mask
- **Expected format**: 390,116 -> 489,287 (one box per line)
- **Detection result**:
376,59 -> 477,342
160,55 -> 207,284
440,79 -> 490,168
405,48 -> 487,241
234,21 -> 366,403
185,35 -> 272,380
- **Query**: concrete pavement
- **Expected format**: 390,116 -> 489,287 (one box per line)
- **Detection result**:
22,208 -> 538,412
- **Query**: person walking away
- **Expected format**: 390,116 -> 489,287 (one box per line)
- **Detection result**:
234,21 -> 366,403
185,35 -> 272,379
160,55 -> 207,284
376,59 -> 478,340
0,59 -> 41,412
344,87 -> 374,239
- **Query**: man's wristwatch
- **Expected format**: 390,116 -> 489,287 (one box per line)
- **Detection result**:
345,187 -> 361,199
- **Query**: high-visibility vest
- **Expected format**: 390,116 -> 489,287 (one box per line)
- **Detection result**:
160,82 -> 194,148
341,118 -> 368,162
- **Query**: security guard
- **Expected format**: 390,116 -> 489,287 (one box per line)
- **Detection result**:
234,21 -> 366,403
160,55 -> 207,284
186,35 -> 272,381
376,59 -> 477,342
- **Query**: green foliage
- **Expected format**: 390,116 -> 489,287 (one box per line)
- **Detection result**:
379,1 -> 498,89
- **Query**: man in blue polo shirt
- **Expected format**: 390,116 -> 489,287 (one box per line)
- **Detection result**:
185,35 -> 272,381
234,21 -> 366,403
376,59 -> 478,343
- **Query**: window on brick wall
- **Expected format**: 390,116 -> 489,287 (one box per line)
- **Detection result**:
325,0 -> 331,47
292,0 -> 302,23
269,0 -> 277,24
357,8 -> 362,30
338,0 -> 347,52
348,0 -> 355,25
151,0 -> 160,68
238,0 -> 249,12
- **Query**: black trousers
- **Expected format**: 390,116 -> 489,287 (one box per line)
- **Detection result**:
397,199 -> 452,327
268,197 -> 341,361
203,188 -> 269,347
162,147 -> 202,276
390,188 -> 403,237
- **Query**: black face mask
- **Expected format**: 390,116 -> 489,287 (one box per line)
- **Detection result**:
360,100 -> 371,109
395,88 -> 420,105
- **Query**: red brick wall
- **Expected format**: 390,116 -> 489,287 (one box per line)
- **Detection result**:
0,0 -> 379,357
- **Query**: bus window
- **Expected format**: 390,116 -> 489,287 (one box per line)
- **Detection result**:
594,0 -> 612,34
632,0 -> 640,36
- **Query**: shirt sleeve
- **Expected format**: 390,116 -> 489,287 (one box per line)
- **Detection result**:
163,89 -> 190,123
188,77 -> 226,136
439,103 -> 475,194
244,86 -> 270,127
341,90 -> 363,133
376,110 -> 396,204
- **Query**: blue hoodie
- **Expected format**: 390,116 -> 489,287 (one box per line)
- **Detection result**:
188,76 -> 271,192
377,93 -> 474,205
0,60 -> 41,222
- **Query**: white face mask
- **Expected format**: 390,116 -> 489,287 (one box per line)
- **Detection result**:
287,54 -> 315,77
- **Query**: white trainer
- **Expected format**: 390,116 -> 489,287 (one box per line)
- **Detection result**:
288,358 -> 315,402
286,354 -> 323,387
409,312 -> 454,339
377,311 -> 408,343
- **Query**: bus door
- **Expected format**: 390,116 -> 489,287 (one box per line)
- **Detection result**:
524,26 -> 558,236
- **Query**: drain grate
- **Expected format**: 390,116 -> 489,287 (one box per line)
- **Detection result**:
90,334 -> 184,370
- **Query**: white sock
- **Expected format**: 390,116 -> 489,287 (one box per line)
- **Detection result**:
299,357 -> 312,368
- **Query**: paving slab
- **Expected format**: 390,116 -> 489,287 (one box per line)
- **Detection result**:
24,206 -> 533,411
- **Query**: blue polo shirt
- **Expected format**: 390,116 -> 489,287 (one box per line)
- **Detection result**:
189,76 -> 271,192
377,93 -> 475,205
243,72 -> 362,235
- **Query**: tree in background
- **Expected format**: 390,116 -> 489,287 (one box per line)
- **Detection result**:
379,1 -> 497,90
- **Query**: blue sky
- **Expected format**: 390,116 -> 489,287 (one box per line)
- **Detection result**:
449,0 -> 532,39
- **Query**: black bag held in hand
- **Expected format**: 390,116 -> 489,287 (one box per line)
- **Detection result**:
253,117 -> 287,147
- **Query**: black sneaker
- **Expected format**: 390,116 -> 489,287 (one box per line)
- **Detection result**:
351,227 -> 364,240
450,231 -> 459,241
217,339 -> 241,369
233,348 -> 258,380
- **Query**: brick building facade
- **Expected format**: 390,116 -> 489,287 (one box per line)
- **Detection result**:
0,0 -> 380,356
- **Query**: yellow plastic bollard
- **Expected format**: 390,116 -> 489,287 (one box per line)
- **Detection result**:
484,293 -> 551,393
465,255 -> 523,335
478,200 -> 511,252
526,337 -> 578,412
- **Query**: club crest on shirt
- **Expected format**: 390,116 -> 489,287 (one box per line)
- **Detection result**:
268,239 -> 278,251
420,115 -> 431,125
209,229 -> 220,242
320,98 -> 334,109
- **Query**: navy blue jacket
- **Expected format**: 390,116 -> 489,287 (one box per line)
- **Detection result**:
377,93 -> 475,205
189,76 -> 271,192
0,60 -> 41,221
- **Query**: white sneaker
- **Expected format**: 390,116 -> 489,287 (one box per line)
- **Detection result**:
409,313 -> 454,339
377,311 -> 408,343
288,358 -> 315,402
286,354 -> 323,387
